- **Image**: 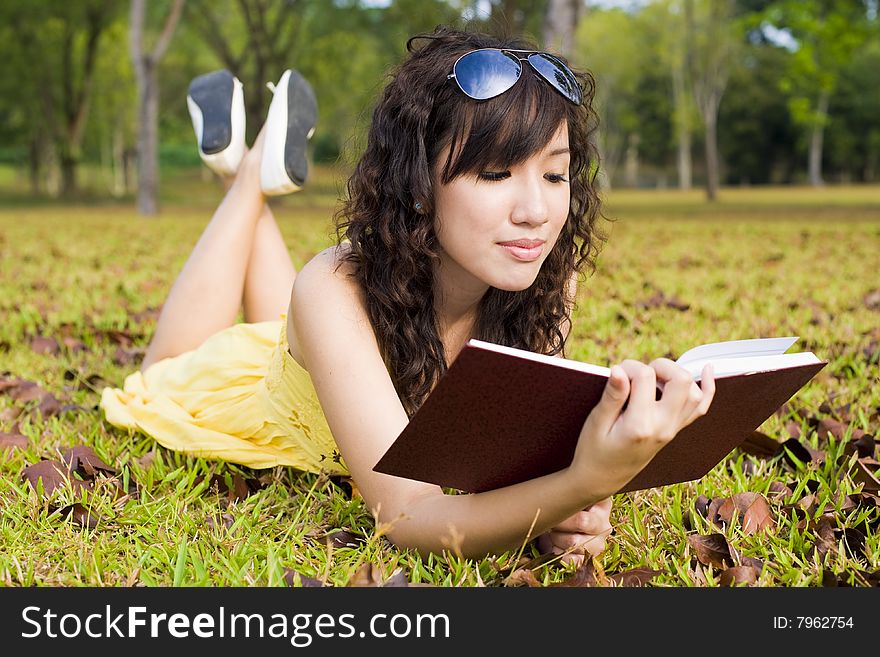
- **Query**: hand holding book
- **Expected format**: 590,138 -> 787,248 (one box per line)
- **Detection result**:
374,336 -> 827,494
566,357 -> 717,500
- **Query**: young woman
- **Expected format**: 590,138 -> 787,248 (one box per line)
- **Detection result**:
102,26 -> 715,563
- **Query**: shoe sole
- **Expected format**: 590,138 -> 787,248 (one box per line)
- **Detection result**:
186,70 -> 245,176
261,69 -> 317,195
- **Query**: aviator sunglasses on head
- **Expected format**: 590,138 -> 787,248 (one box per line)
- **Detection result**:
447,48 -> 582,105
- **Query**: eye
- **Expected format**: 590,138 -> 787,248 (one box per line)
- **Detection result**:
545,173 -> 569,183
478,171 -> 511,181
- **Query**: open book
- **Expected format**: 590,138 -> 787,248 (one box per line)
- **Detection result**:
373,337 -> 827,494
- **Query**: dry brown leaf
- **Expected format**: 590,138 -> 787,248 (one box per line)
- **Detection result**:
550,559 -> 601,587
61,445 -> 116,477
719,566 -> 759,587
607,567 -> 663,587
0,431 -> 28,455
324,530 -> 366,549
851,458 -> 880,493
22,459 -> 90,497
30,335 -> 60,355
505,568 -> 542,587
0,406 -> 23,422
283,568 -> 325,587
347,563 -> 385,587
54,503 -> 100,529
739,431 -> 781,458
687,533 -> 736,569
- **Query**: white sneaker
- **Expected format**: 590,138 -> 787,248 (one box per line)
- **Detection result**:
186,69 -> 246,177
261,69 -> 317,196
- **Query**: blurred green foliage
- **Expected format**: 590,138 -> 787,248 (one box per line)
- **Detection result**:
0,0 -> 877,200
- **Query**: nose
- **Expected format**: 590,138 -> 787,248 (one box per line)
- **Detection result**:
509,176 -> 549,226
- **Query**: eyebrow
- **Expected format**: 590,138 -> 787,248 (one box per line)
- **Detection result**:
546,148 -> 570,157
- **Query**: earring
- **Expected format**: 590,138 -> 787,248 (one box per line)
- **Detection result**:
414,201 -> 423,213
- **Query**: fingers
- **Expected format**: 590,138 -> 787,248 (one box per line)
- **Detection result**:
650,358 -> 717,426
541,529 -> 609,558
552,503 -> 612,535
617,359 -> 656,412
684,363 -> 716,425
586,364 -> 631,436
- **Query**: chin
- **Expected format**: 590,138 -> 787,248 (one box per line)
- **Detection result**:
489,271 -> 541,292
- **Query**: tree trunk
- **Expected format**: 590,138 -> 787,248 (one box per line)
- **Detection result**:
703,95 -> 719,202
672,63 -> 692,189
542,0 -> 582,56
136,64 -> 160,215
624,132 -> 640,188
809,88 -> 829,187
130,0 -> 185,216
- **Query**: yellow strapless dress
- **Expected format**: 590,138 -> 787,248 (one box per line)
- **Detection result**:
99,313 -> 348,475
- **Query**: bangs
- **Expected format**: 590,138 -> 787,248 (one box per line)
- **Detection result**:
436,70 -> 571,184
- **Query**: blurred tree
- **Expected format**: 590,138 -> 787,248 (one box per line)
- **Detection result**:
576,6 -> 649,189
643,0 -> 698,189
543,0 -> 583,56
0,0 -> 122,197
825,35 -> 880,182
718,41 -> 799,184
684,0 -> 741,201
130,0 -> 186,216
762,0 -> 873,186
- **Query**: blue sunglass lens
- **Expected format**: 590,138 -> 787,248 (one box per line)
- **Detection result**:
527,53 -> 582,105
454,50 -> 521,100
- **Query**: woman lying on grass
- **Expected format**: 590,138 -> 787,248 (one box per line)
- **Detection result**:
101,25 -> 715,563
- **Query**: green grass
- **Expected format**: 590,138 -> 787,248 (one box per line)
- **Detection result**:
0,178 -> 878,587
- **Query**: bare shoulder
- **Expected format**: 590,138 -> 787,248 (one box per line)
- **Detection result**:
287,243 -> 437,525
286,243 -> 364,365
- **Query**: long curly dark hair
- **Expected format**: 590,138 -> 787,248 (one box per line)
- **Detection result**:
335,25 -> 607,417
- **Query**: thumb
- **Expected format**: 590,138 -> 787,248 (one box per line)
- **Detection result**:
588,365 -> 629,430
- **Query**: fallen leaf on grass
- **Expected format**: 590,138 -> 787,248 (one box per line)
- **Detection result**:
283,568 -> 325,587
0,378 -> 47,402
549,559 -> 603,587
0,431 -> 28,455
739,431 -> 781,458
205,512 -> 234,532
346,563 -> 408,587
53,503 -> 99,529
324,530 -> 366,549
713,493 -> 776,534
61,445 -> 117,477
779,437 -> 824,467
687,533 -> 736,569
30,335 -> 60,355
634,290 -> 690,312
0,406 -> 23,422
505,568 -> 542,587
22,459 -> 91,496
112,346 -> 146,367
607,567 -> 663,587
850,458 -> 880,493
719,565 -> 759,587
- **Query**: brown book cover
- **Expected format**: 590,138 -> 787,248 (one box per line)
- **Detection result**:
373,338 -> 827,494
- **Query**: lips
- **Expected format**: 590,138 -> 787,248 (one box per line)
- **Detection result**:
497,239 -> 545,249
498,238 -> 545,262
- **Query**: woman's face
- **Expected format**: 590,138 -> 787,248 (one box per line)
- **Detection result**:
432,122 -> 571,294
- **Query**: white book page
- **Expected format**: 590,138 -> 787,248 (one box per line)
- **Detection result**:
678,351 -> 820,380
676,337 -> 800,369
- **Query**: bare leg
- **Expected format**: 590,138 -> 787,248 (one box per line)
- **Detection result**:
242,203 -> 297,323
141,130 -> 269,371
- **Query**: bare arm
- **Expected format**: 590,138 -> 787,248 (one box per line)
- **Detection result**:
289,249 -> 715,558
